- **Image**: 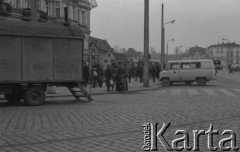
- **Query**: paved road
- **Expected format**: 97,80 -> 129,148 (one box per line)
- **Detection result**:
0,75 -> 240,152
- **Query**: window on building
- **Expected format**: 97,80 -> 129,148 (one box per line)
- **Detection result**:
78,9 -> 80,22
236,51 -> 239,57
45,1 -> 49,15
81,10 -> 86,25
73,8 -> 76,21
56,2 -> 60,18
26,0 -> 31,8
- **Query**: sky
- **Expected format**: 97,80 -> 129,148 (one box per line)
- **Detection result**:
90,0 -> 240,54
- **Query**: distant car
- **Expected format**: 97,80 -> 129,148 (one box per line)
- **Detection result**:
159,59 -> 216,87
233,64 -> 240,71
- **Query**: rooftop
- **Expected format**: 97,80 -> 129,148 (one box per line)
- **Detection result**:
208,42 -> 240,48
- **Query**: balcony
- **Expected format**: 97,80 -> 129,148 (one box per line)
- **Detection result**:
21,8 -> 48,22
48,16 -> 88,30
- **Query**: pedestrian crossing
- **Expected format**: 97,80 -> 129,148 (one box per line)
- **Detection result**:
146,88 -> 240,97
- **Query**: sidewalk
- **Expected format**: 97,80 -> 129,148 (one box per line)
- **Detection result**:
217,68 -> 240,83
46,79 -> 162,97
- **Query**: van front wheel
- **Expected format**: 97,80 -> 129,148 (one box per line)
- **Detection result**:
161,78 -> 171,87
197,78 -> 207,86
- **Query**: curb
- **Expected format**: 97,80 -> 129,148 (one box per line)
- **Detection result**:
89,85 -> 162,95
46,85 -> 162,98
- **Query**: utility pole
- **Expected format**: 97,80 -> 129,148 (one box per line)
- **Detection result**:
143,0 -> 149,87
161,3 -> 164,71
31,0 -> 38,22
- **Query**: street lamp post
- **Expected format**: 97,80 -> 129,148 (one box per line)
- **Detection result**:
166,39 -> 175,62
143,0 -> 149,87
161,3 -> 175,71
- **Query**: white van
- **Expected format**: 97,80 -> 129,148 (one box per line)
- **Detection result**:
160,59 -> 216,86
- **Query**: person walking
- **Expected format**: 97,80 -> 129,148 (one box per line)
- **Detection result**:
151,65 -> 157,82
97,65 -> 104,87
92,68 -> 98,88
83,62 -> 89,87
112,61 -> 120,91
105,64 -> 112,91
138,65 -> 143,83
118,62 -> 125,92
228,64 -> 234,74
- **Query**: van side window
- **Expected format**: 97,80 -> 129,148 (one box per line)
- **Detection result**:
190,62 -> 201,68
170,63 -> 179,70
180,62 -> 191,69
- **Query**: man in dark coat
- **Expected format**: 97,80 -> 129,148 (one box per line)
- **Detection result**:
138,65 -> 143,83
83,62 -> 89,87
118,62 -> 126,92
111,62 -> 120,91
151,65 -> 157,82
105,64 -> 112,91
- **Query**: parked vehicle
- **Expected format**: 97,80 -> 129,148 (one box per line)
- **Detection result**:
0,20 -> 92,106
159,59 -> 216,87
232,64 -> 240,71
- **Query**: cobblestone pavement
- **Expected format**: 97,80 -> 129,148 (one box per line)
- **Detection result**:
0,77 -> 240,152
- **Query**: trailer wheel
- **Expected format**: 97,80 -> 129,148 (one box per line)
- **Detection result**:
24,86 -> 45,106
4,93 -> 22,104
4,85 -> 23,104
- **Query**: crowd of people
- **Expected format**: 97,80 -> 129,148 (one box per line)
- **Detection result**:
83,61 -> 161,92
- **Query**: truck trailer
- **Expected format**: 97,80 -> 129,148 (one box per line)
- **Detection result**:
0,20 -> 93,106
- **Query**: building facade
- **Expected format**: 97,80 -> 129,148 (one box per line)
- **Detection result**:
207,42 -> 240,66
182,45 -> 207,60
89,36 -> 115,70
0,0 -> 92,58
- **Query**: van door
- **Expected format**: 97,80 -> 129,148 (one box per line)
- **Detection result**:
179,62 -> 195,81
169,62 -> 180,81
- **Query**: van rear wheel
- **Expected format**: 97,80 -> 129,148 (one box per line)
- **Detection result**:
197,78 -> 207,86
161,78 -> 171,87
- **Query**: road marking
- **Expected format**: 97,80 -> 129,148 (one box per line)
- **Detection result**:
188,89 -> 199,95
172,89 -> 181,95
218,89 -> 236,96
201,89 -> 217,96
